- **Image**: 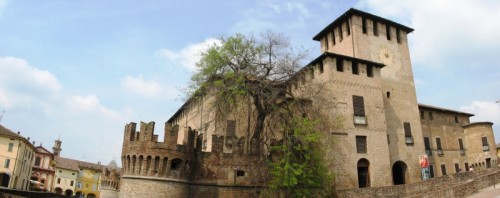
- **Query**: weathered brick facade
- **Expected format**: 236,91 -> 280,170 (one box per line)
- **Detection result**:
119,8 -> 497,197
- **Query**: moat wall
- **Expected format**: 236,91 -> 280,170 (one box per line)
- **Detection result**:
119,176 -> 266,198
337,168 -> 500,198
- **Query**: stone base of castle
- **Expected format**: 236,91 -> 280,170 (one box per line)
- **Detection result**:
119,176 -> 268,198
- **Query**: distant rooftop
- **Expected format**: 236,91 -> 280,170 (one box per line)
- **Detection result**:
418,104 -> 474,116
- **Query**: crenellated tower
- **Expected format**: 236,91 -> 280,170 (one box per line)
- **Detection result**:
313,8 -> 425,185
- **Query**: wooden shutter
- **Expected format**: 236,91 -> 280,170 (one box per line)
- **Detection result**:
436,138 -> 442,149
482,137 -> 488,146
424,137 -> 431,150
227,120 -> 235,138
352,96 -> 365,116
356,136 -> 367,153
403,122 -> 412,137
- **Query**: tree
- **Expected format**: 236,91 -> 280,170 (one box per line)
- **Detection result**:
191,32 -> 307,151
191,32 -> 332,196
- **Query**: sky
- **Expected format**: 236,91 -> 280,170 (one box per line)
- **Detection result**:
0,0 -> 498,166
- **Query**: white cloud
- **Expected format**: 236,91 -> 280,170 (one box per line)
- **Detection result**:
0,56 -> 62,108
68,94 -> 122,121
231,1 -> 312,33
121,75 -> 161,97
69,95 -> 100,111
357,0 -> 500,69
460,101 -> 500,124
157,38 -> 221,72
0,56 -> 123,121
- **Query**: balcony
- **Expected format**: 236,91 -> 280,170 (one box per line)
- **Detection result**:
460,149 -> 465,155
437,149 -> 443,156
425,149 -> 432,156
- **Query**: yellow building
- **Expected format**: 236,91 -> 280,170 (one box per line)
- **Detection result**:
75,161 -> 102,198
0,124 -> 36,190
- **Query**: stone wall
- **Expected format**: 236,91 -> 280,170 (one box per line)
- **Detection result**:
337,167 -> 500,198
119,177 -> 189,198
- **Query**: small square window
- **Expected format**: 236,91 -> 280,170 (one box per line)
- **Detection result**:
236,170 -> 245,177
356,136 -> 367,153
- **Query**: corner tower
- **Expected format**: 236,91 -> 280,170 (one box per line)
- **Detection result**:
314,8 -> 425,184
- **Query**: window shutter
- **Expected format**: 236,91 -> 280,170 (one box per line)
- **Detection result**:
424,137 -> 431,150
227,120 -> 235,138
352,96 -> 365,116
356,136 -> 367,153
459,139 -> 464,149
403,122 -> 412,137
436,138 -> 442,149
482,137 -> 488,146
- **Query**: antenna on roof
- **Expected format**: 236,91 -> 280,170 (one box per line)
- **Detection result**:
0,110 -> 5,123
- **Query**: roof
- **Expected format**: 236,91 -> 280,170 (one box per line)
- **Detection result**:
0,124 -> 36,149
313,8 -> 414,41
54,156 -> 79,171
35,146 -> 53,155
77,160 -> 103,171
418,104 -> 474,116
463,122 -> 494,128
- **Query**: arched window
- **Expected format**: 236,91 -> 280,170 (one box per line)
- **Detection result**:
357,158 -> 370,188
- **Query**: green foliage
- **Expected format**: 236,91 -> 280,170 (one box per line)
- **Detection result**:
269,116 -> 333,197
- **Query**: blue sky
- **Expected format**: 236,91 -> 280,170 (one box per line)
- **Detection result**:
0,0 -> 498,165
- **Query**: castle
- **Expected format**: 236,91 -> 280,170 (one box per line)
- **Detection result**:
120,8 -> 497,197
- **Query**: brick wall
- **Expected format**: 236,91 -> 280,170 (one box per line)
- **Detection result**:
337,168 -> 500,198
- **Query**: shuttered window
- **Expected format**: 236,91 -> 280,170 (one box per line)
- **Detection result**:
352,96 -> 365,116
373,20 -> 378,36
403,123 -> 412,137
424,137 -> 431,150
482,137 -> 488,146
424,137 -> 431,155
441,164 -> 447,175
227,120 -> 235,138
404,122 -> 413,144
482,136 -> 490,151
436,138 -> 442,149
356,136 -> 367,153
458,139 -> 464,149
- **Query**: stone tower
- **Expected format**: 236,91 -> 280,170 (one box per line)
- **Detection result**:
52,139 -> 62,156
313,8 -> 425,184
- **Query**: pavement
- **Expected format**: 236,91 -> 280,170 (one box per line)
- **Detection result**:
468,183 -> 500,198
